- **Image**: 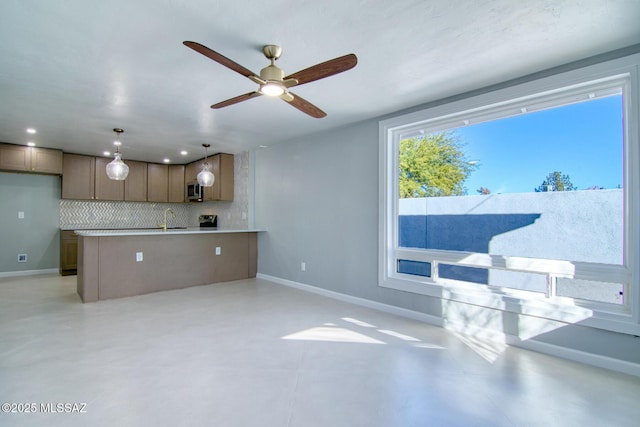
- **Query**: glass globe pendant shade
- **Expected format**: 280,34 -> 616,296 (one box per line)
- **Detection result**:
106,152 -> 129,180
197,162 -> 215,187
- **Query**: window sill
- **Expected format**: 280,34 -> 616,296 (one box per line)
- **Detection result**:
380,274 -> 639,336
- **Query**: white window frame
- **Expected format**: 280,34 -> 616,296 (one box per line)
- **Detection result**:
379,53 -> 640,336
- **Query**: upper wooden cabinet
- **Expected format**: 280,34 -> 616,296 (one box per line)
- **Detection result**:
94,157 -> 124,201
61,152 -> 230,203
0,143 -> 62,174
147,163 -> 168,202
168,164 -> 185,203
31,148 -> 63,174
124,160 -> 148,202
185,153 -> 234,201
62,153 -> 95,200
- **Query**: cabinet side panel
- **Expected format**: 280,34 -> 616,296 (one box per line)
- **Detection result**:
77,236 -> 99,303
248,232 -> 258,278
220,153 -> 234,201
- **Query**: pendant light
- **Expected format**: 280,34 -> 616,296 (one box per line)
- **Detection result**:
106,128 -> 129,180
197,143 -> 215,187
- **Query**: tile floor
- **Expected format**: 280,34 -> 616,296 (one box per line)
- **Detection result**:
1,274 -> 639,427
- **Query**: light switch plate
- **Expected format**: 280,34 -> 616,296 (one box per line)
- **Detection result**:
136,252 -> 143,262
215,247 -> 221,255
18,211 -> 24,219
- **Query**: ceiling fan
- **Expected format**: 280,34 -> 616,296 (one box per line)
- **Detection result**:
183,41 -> 357,118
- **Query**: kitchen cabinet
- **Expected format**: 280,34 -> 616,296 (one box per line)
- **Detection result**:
0,143 -> 62,174
124,160 -> 148,201
185,153 -> 234,201
77,230 -> 259,302
60,230 -> 78,275
147,163 -> 168,202
168,164 -> 185,203
62,153 -> 95,200
94,157 -> 124,200
31,147 -> 63,174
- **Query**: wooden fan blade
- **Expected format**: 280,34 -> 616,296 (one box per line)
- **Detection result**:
284,54 -> 357,87
283,92 -> 326,118
184,41 -> 258,80
211,91 -> 261,109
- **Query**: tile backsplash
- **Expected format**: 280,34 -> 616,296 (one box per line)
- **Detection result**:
59,200 -> 190,229
60,151 -> 249,230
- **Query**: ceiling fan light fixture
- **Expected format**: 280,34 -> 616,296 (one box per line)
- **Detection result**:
106,128 -> 129,180
259,82 -> 285,97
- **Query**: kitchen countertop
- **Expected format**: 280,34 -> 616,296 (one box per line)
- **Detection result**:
73,228 -> 264,237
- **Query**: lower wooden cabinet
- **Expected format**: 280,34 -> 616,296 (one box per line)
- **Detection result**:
60,230 -> 78,276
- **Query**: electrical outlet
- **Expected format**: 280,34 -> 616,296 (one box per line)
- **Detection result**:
301,261 -> 306,272
18,254 -> 27,262
215,247 -> 221,255
136,252 -> 143,262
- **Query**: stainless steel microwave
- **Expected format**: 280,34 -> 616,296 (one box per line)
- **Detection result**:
186,181 -> 204,201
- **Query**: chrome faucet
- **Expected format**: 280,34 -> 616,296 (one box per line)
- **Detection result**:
158,208 -> 176,231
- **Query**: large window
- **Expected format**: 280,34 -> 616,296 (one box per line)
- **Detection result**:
379,54 -> 640,335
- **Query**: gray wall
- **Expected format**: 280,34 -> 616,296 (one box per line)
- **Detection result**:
253,49 -> 640,366
0,172 -> 61,273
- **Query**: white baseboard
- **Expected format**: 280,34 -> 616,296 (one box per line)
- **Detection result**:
257,273 -> 640,377
258,273 -> 444,327
0,268 -> 59,278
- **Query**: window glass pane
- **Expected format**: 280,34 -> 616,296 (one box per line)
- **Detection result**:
397,259 -> 431,277
398,94 -> 624,268
439,264 -> 488,284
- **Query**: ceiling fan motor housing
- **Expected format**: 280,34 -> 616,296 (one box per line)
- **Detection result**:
260,64 -> 284,81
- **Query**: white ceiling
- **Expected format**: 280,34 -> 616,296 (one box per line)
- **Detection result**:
1,0 -> 639,164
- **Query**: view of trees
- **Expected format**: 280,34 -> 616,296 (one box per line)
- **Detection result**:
400,135 -> 593,197
534,171 -> 576,192
399,132 -> 476,198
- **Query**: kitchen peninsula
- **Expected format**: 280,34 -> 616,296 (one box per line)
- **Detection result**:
76,228 -> 262,302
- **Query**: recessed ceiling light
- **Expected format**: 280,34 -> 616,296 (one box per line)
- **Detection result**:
26,128 -> 36,134
103,151 -> 111,156
27,142 -> 36,147
163,158 -> 170,163
113,140 -> 121,146
180,150 -> 188,156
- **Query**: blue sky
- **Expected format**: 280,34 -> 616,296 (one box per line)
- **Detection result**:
453,95 -> 623,194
